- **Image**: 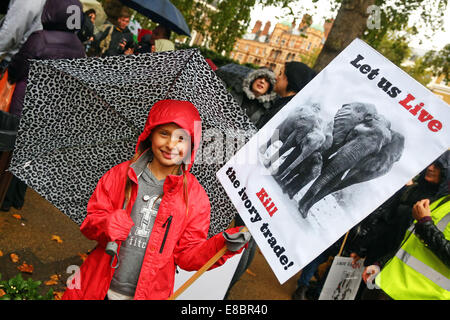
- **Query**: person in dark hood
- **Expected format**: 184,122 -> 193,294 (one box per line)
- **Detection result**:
134,34 -> 152,54
2,0 -> 86,212
256,61 -> 316,129
77,9 -> 96,44
292,150 -> 450,300
350,150 -> 450,267
229,67 -> 277,126
7,0 -> 86,117
360,150 -> 450,300
347,150 -> 450,299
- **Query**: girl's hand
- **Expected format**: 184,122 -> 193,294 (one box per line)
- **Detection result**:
106,209 -> 134,241
223,227 -> 251,252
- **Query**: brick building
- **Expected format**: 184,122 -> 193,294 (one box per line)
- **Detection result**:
230,15 -> 333,75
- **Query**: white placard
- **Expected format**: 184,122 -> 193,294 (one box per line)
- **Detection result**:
173,250 -> 242,300
216,38 -> 450,284
318,256 -> 365,300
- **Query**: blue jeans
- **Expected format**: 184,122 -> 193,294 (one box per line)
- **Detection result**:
297,250 -> 329,287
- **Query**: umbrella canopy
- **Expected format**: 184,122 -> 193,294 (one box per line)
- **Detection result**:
120,0 -> 190,37
9,49 -> 255,237
215,63 -> 253,94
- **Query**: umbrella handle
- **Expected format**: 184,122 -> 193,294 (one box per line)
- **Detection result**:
168,245 -> 228,300
106,241 -> 120,269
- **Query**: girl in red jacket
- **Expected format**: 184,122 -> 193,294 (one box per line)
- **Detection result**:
63,99 -> 248,300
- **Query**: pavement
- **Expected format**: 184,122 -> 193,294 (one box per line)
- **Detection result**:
0,188 -> 302,299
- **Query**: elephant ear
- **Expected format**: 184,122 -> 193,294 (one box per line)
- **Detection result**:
332,102 -> 378,148
334,130 -> 405,191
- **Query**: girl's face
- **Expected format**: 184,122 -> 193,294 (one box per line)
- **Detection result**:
150,123 -> 191,169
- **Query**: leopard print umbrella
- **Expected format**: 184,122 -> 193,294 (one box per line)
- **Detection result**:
9,49 -> 256,237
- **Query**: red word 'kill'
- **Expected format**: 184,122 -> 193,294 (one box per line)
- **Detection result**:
256,188 -> 278,217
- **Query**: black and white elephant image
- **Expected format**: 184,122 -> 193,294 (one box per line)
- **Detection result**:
321,102 -> 377,164
296,103 -> 405,219
259,103 -> 325,174
276,120 -> 333,199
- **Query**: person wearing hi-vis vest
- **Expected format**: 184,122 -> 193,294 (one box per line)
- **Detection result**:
367,196 -> 450,300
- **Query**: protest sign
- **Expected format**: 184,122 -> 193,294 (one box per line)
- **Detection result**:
216,38 -> 450,284
173,250 -> 242,300
318,256 -> 365,300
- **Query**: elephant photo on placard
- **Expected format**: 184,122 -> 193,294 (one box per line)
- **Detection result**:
259,102 -> 405,219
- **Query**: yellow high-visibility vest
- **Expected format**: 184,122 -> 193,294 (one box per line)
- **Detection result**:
375,196 -> 450,300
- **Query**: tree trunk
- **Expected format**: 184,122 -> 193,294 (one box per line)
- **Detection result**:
313,0 -> 375,73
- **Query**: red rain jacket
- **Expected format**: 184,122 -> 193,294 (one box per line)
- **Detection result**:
63,100 -> 240,300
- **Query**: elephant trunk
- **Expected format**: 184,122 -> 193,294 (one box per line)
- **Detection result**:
299,140 -> 373,216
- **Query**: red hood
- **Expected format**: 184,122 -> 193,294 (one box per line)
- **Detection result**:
136,100 -> 202,171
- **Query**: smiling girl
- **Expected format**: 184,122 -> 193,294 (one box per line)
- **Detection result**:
63,100 -> 249,300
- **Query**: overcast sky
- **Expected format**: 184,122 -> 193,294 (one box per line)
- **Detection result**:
249,2 -> 449,52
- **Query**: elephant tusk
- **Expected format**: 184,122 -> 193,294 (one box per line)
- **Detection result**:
341,168 -> 351,181
328,151 -> 338,160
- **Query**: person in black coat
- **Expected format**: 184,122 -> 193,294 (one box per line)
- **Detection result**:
2,0 -> 86,212
93,8 -> 135,57
292,150 -> 449,300
256,61 -> 316,129
349,150 -> 449,267
77,9 -> 96,45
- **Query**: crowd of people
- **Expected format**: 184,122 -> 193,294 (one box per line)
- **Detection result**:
0,0 -> 449,301
0,0 -> 175,212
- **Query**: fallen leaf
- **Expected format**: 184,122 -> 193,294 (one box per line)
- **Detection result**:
12,214 -> 22,220
245,268 -> 257,277
17,261 -> 34,274
51,235 -> 63,243
78,252 -> 88,262
45,274 -> 60,285
49,274 -> 60,281
44,279 -> 59,286
53,291 -> 64,300
10,253 -> 19,263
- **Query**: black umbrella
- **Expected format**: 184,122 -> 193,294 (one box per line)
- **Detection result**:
9,49 -> 255,237
215,63 -> 253,93
120,0 -> 190,36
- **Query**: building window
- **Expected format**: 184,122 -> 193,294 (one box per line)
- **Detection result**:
307,42 -> 312,50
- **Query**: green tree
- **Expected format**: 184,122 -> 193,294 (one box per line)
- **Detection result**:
402,56 -> 433,86
374,31 -> 433,86
313,0 -> 448,72
422,44 -> 450,84
375,31 -> 411,66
